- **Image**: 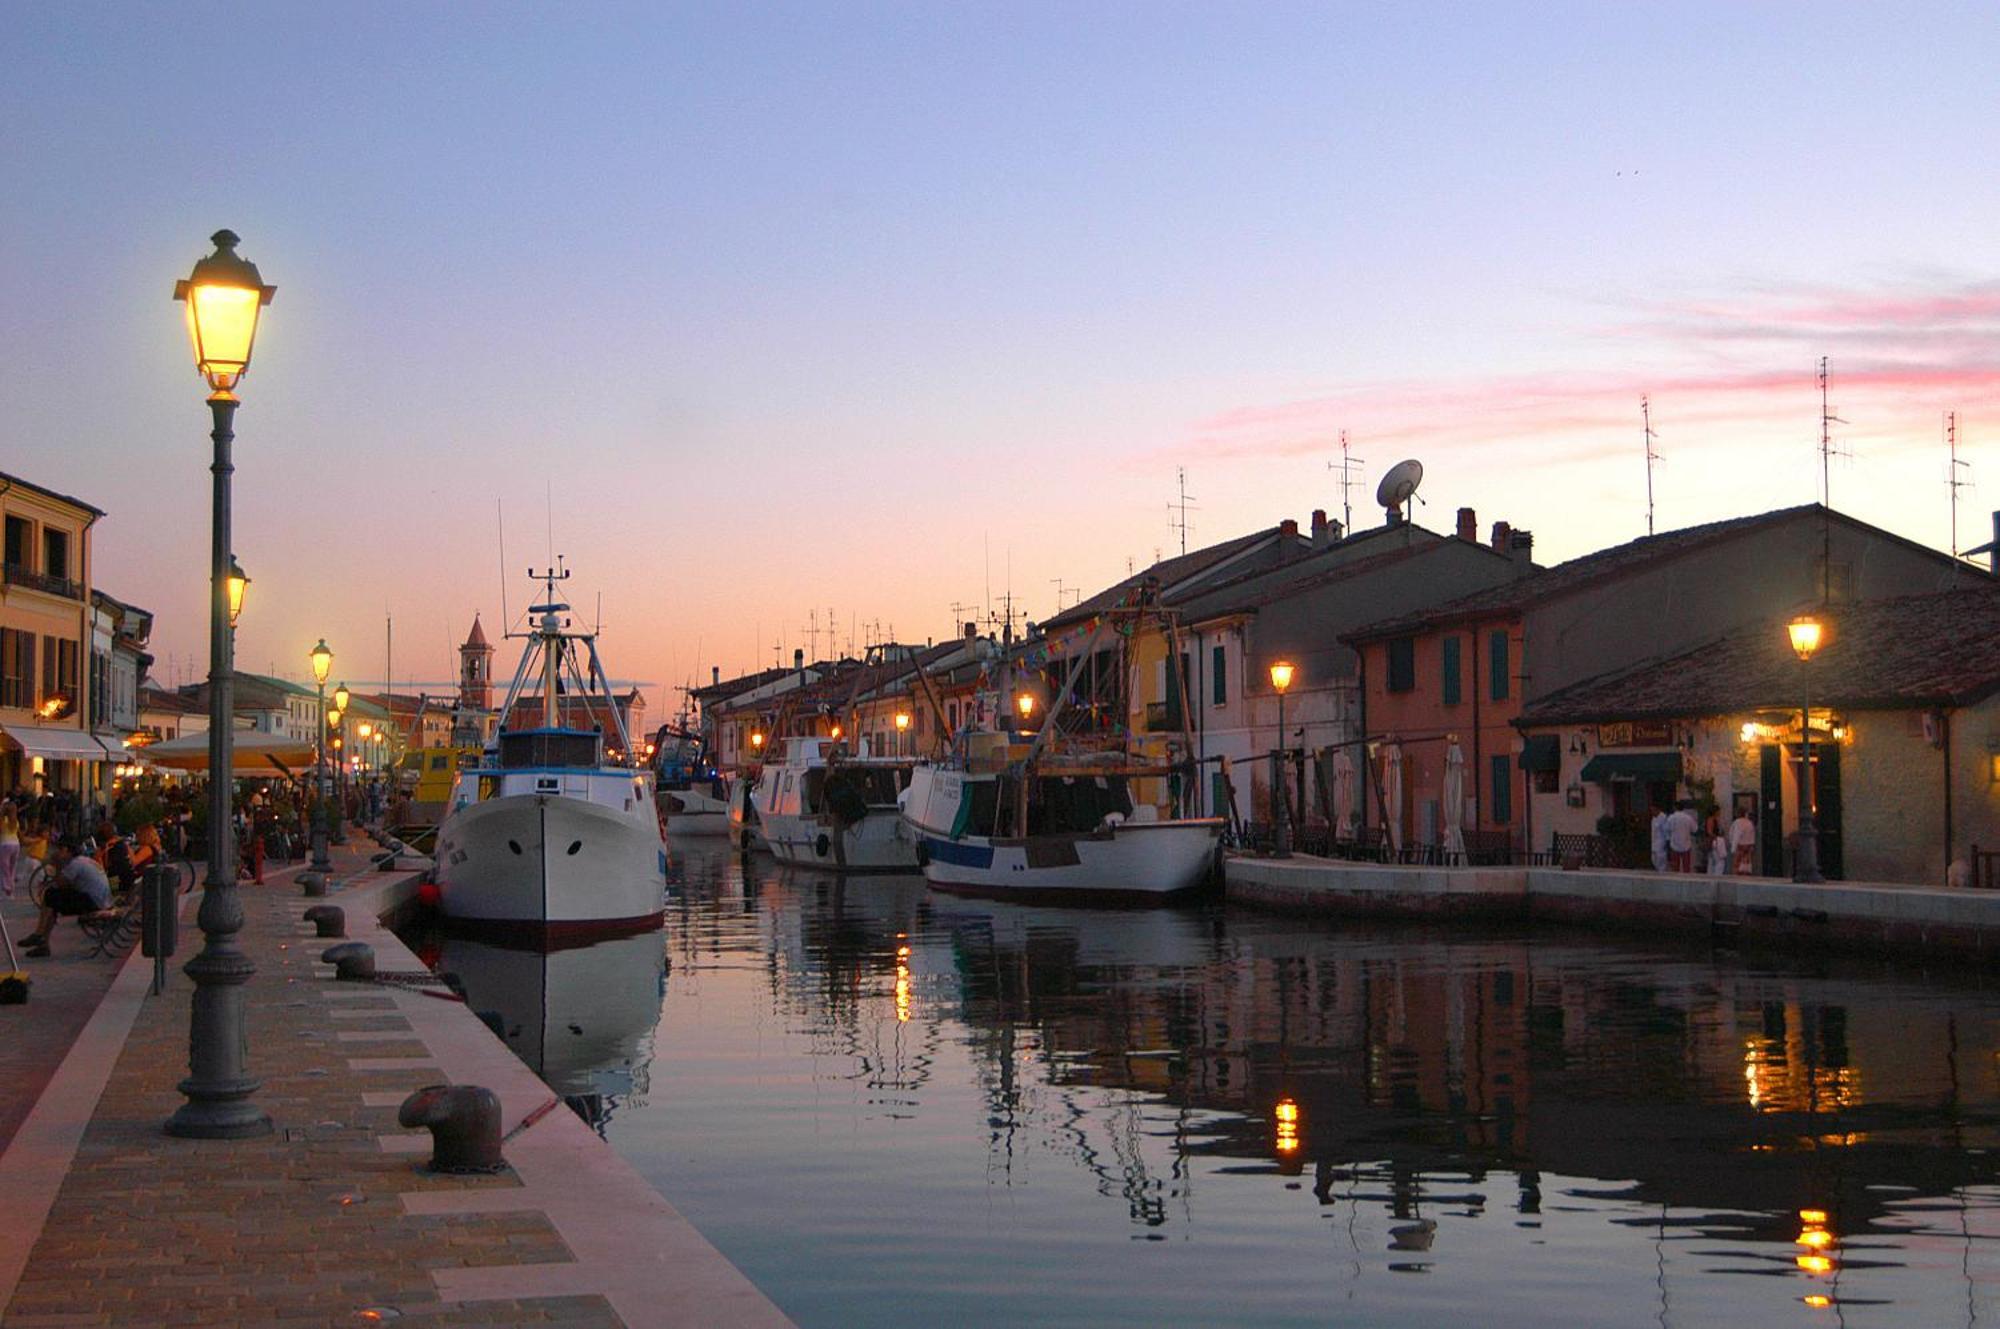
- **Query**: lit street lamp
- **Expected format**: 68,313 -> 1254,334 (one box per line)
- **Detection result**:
227,557 -> 249,629
1787,616 -> 1825,883
895,710 -> 911,757
166,229 -> 274,1141
308,639 -> 333,873
330,682 -> 350,844
1269,661 -> 1296,858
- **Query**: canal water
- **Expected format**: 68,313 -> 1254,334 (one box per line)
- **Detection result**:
418,845 -> 2000,1327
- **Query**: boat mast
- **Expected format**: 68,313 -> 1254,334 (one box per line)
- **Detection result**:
528,561 -> 571,730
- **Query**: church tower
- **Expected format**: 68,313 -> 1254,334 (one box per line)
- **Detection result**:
458,615 -> 494,711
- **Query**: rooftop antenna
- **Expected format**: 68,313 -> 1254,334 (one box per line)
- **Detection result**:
1169,466 -> 1199,556
1949,411 -> 1971,582
1642,396 -> 1662,537
1328,430 -> 1366,533
496,498 -> 511,632
1375,459 -> 1425,526
1817,357 -> 1849,603
802,608 -> 818,663
1049,578 -> 1080,611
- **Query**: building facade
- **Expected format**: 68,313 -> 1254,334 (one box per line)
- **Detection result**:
0,472 -> 104,796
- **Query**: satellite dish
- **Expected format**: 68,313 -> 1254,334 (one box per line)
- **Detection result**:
1376,459 -> 1424,520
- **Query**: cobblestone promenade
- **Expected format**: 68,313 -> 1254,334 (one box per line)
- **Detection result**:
0,844 -> 786,1329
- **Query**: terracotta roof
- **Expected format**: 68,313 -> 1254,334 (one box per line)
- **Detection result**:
1517,587 -> 2000,724
463,615 -> 489,649
1177,532 -> 1503,623
1346,505 -> 1842,642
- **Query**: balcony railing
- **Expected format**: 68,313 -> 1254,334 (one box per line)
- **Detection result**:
2,563 -> 82,601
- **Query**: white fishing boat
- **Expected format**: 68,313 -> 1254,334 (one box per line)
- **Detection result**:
898,599 -> 1222,901
652,724 -> 730,837
435,564 -> 666,937
727,771 -> 768,852
752,736 -> 919,872
902,763 -> 1220,898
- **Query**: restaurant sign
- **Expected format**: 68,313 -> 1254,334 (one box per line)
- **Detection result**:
1596,721 -> 1675,748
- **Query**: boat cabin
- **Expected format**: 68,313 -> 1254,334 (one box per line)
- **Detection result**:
955,772 -> 1138,838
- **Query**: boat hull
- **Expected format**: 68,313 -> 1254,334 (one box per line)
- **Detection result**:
914,820 -> 1222,899
763,809 -> 919,872
435,793 -> 666,936
660,785 -> 730,837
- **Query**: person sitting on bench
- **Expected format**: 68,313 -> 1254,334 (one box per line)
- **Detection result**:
20,839 -> 113,958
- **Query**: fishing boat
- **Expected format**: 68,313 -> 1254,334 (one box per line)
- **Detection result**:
434,564 -> 666,936
899,603 -> 1222,901
652,722 -> 730,837
752,736 -> 918,871
727,771 -> 768,852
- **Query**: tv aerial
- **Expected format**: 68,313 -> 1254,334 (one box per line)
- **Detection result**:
1376,459 -> 1425,524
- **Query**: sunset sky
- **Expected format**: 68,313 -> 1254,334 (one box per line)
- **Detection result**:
4,4 -> 1997,719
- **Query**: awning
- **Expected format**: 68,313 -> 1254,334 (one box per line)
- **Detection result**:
1578,752 -> 1682,784
0,723 -> 111,761
1517,734 -> 1560,772
145,730 -> 316,775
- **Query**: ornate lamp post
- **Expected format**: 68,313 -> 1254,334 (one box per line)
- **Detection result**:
309,639 -> 333,872
1269,661 -> 1296,858
330,682 -> 350,844
166,229 -> 274,1140
1788,616 -> 1826,883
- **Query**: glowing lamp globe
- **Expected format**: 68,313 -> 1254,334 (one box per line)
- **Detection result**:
1787,616 -> 1824,662
356,722 -> 372,740
1016,693 -> 1035,719
333,683 -> 350,712
174,230 -> 275,394
227,558 -> 250,627
309,638 -> 333,686
750,731 -> 765,750
1269,661 -> 1296,693
895,712 -> 911,732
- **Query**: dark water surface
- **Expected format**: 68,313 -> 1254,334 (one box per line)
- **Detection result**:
426,845 -> 2000,1327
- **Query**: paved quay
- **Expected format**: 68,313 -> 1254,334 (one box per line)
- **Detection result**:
1227,852 -> 2000,960
0,842 -> 791,1329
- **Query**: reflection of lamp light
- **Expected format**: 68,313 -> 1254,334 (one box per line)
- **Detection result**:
1274,1096 -> 1301,1154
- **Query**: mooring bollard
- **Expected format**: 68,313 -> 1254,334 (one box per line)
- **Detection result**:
298,869 -> 328,897
397,1084 -> 505,1173
302,905 -> 346,939
319,941 -> 375,981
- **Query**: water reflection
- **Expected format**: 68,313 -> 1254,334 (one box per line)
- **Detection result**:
434,930 -> 664,1131
443,847 -> 2000,1325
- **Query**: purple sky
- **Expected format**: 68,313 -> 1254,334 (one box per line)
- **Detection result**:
4,3 -> 1997,717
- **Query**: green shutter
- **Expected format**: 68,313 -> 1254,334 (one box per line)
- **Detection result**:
1489,631 -> 1509,701
1212,644 -> 1226,706
1491,754 -> 1512,824
1441,636 -> 1461,705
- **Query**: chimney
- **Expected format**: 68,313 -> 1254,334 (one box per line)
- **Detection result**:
711,666 -> 720,687
1457,507 -> 1477,542
1491,520 -> 1511,552
1310,509 -> 1328,544
794,647 -> 805,683
964,620 -> 978,642
1279,518 -> 1300,540
1508,528 -> 1535,573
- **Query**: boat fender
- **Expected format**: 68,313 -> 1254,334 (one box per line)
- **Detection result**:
320,941 -> 376,982
815,833 -> 832,858
397,1083 -> 505,1174
302,905 -> 346,939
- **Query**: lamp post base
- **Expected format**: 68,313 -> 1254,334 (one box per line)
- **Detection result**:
1793,815 -> 1825,884
165,1089 -> 273,1139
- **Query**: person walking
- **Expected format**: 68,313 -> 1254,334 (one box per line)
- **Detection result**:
1704,810 -> 1728,876
0,801 -> 19,897
1729,805 -> 1757,875
1666,800 -> 1699,873
1649,806 -> 1670,872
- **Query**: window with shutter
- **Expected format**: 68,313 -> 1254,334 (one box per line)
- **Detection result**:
1489,631 -> 1509,702
1387,638 -> 1416,693
1441,636 -> 1461,705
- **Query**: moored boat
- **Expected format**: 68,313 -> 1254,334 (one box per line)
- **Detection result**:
435,564 -> 666,937
752,736 -> 918,872
652,723 -> 729,837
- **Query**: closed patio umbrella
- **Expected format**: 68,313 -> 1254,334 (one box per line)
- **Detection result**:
1332,747 -> 1357,840
1443,743 -> 1466,860
1383,743 -> 1404,853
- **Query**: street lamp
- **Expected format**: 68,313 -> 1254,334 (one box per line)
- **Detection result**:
1269,661 -> 1296,858
167,228 -> 274,1141
895,710 -> 911,756
227,557 -> 249,629
330,683 -> 350,843
308,640 -> 334,872
1788,615 -> 1826,883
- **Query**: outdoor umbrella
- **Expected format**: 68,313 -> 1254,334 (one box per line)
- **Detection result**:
145,730 -> 315,776
1443,743 -> 1466,860
1332,747 -> 1357,840
1383,743 -> 1404,853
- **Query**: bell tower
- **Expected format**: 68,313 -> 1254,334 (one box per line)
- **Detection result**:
458,615 -> 494,711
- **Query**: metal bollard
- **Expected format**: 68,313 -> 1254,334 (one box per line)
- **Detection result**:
397,1084 -> 505,1174
319,941 -> 376,981
298,870 -> 328,897
302,905 -> 346,939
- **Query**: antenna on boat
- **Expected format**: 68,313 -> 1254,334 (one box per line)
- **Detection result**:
496,498 -> 510,632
